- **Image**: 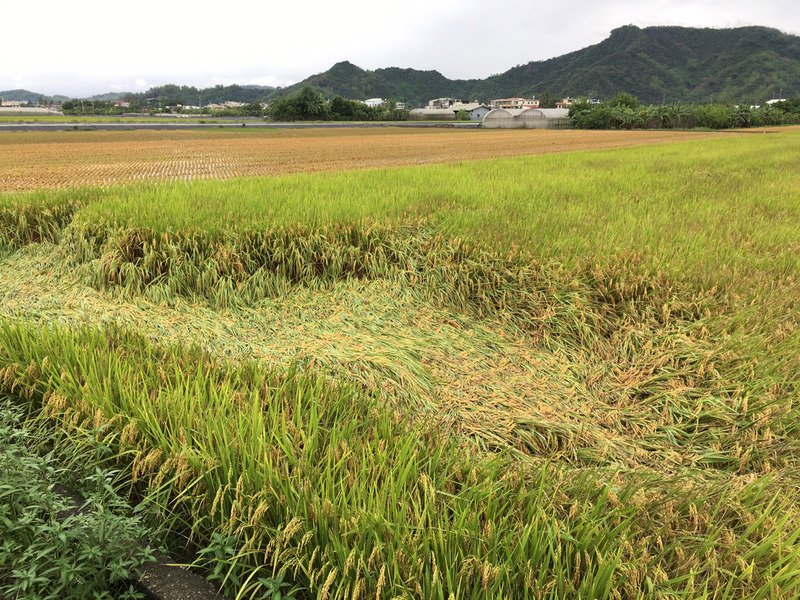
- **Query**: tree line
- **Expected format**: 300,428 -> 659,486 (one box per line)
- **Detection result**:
60,99 -> 265,117
569,93 -> 800,129
266,87 -> 408,121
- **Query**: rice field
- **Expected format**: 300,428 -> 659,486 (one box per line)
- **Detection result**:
1,127 -> 799,599
0,127 -> 724,192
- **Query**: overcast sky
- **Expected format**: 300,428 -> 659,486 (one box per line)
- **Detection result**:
2,0 -> 799,97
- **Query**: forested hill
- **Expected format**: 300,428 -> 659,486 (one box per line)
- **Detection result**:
1,85 -> 275,107
0,89 -> 70,104
123,84 -> 275,106
7,25 -> 799,107
275,25 -> 800,106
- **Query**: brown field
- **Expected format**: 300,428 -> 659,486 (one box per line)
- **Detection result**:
0,126 -> 726,192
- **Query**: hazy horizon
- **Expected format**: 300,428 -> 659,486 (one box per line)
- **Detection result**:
3,0 -> 800,97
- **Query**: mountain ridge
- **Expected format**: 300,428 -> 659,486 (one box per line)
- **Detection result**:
277,25 -> 800,106
4,25 -> 799,107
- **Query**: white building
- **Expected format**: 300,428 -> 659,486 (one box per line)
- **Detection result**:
469,105 -> 491,121
450,102 -> 491,121
426,97 -> 461,109
364,98 -> 385,108
490,97 -> 539,110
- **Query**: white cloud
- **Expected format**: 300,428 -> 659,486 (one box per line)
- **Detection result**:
1,0 -> 798,95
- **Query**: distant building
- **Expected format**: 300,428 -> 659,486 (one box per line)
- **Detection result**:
766,98 -> 788,105
556,98 -> 601,108
469,105 -> 491,121
113,100 -> 130,108
394,102 -> 406,110
482,107 -> 571,129
364,98 -> 385,108
450,102 -> 491,121
490,97 -> 539,110
1,100 -> 23,107
409,108 -> 456,121
426,97 -> 461,109
0,106 -> 59,116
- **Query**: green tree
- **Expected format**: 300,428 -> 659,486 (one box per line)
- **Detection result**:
608,92 -> 640,110
266,97 -> 300,121
538,93 -> 558,109
295,87 -> 329,120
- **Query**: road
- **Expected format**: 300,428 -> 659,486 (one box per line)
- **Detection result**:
0,121 -> 481,132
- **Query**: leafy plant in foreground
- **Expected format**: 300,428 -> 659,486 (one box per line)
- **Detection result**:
0,400 -> 155,600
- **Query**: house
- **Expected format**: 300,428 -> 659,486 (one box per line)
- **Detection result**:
426,97 -> 461,109
450,102 -> 490,121
113,100 -> 130,108
490,97 -> 539,110
395,102 -> 406,110
409,102 -> 490,122
1,100 -> 23,107
556,97 -> 575,109
469,105 -> 491,121
364,98 -> 385,108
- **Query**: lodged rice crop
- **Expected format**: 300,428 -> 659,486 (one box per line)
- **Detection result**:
0,129 -> 799,598
1,323 -> 799,599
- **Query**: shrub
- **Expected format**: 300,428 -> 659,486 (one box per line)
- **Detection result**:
0,400 -> 155,600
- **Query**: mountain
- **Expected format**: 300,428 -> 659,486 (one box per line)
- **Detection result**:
278,61 -> 481,106
89,92 -> 129,101
0,89 -> 70,104
273,25 -> 800,106
2,84 -> 275,107
120,84 -> 275,107
7,25 -> 799,107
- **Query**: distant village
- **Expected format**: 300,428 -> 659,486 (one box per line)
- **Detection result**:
0,94 -> 599,128
4,92 -> 794,130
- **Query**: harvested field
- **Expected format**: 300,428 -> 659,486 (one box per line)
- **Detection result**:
0,127 -> 724,192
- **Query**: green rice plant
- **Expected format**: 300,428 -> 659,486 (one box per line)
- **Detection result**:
1,322 -> 799,599
0,190 -> 93,253
62,131 -> 800,293
1,130 -> 799,598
